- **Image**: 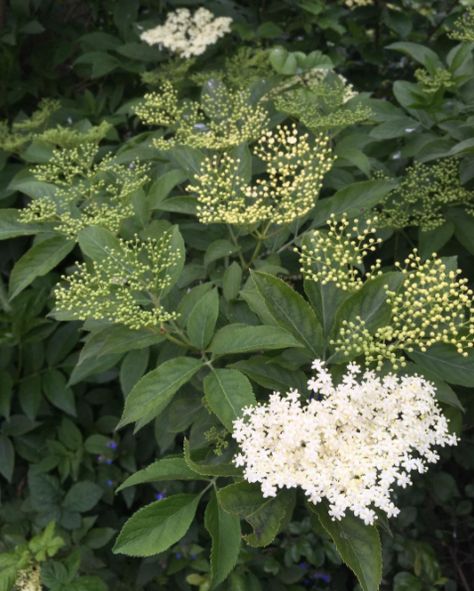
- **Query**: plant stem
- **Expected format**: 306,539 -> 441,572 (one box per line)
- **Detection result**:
226,224 -> 247,267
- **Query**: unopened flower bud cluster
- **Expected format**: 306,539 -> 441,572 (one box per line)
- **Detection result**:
0,99 -> 60,154
377,158 -> 473,231
188,124 -> 334,225
233,360 -> 457,525
38,120 -> 112,148
136,81 -> 268,150
415,67 -> 455,94
55,233 -> 179,329
333,251 -> 474,368
20,144 -> 150,238
449,7 -> 474,42
299,214 -> 382,291
274,72 -> 371,131
140,8 -> 232,59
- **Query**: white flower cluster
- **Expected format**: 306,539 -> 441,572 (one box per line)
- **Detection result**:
344,0 -> 373,7
140,8 -> 232,58
233,360 -> 457,525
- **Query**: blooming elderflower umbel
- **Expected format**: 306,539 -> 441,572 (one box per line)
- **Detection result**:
344,0 -> 373,8
55,232 -> 179,329
188,124 -> 334,225
14,564 -> 41,591
332,251 -> 474,369
233,360 -> 457,525
135,81 -> 269,150
20,143 -> 150,239
140,7 -> 232,59
299,214 -> 382,291
377,159 -> 474,231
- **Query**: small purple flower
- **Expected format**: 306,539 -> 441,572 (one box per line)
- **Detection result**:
105,458 -> 113,465
106,479 -> 114,487
155,492 -> 166,501
312,572 -> 331,584
298,561 -> 310,570
97,455 -> 104,462
106,440 -> 118,450
175,552 -> 182,560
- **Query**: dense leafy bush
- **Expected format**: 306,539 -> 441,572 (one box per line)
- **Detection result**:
1,1 -> 474,590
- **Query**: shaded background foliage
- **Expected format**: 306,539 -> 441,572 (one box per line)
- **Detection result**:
1,1 -> 474,590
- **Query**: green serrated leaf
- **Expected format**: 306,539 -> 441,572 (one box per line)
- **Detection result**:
310,504 -> 382,591
204,368 -> 256,431
117,457 -> 203,492
113,493 -> 201,557
77,226 -> 121,260
187,288 -> 219,349
251,271 -> 323,356
205,492 -> 241,589
118,357 -> 203,428
218,482 -> 294,547
9,236 -> 75,299
63,481 -> 103,513
210,324 -> 303,355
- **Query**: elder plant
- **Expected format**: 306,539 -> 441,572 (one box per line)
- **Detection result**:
1,5 -> 474,591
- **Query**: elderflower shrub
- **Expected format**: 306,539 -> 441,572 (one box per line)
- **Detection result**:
233,359 -> 457,525
135,81 -> 269,150
19,143 -> 150,238
188,124 -> 334,225
55,231 -> 180,329
332,251 -> 474,369
449,7 -> 474,42
273,70 -> 372,131
0,99 -> 60,154
299,214 -> 382,291
140,7 -> 232,59
377,159 -> 474,231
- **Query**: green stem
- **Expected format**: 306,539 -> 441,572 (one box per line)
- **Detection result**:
226,224 -> 247,268
0,278 -> 11,313
276,227 -> 308,255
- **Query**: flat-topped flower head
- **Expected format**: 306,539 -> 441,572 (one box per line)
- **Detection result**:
14,563 -> 41,591
135,81 -> 268,150
0,98 -> 60,154
274,71 -> 371,131
188,124 -> 334,225
299,214 -> 382,291
377,159 -> 474,231
20,144 -> 150,238
332,251 -> 474,368
35,121 -> 112,149
344,0 -> 373,7
55,232 -> 180,330
449,7 -> 474,42
233,360 -> 457,525
140,7 -> 232,59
